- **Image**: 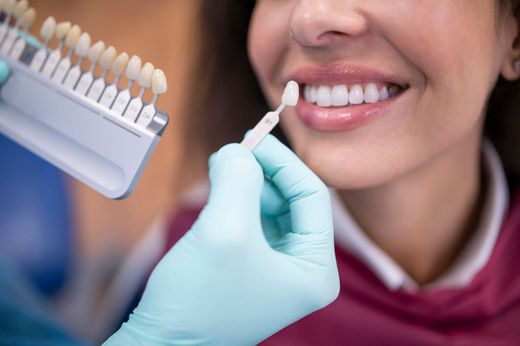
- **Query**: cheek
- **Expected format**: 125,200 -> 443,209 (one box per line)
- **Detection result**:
248,3 -> 291,102
388,2 -> 500,138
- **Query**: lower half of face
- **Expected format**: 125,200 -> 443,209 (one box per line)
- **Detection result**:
248,0 -> 511,189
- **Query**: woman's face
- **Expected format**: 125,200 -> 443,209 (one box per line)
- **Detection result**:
248,1 -> 518,189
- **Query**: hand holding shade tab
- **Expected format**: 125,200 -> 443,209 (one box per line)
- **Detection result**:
0,1 -> 170,199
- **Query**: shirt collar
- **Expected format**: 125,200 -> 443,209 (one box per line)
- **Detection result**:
331,140 -> 509,292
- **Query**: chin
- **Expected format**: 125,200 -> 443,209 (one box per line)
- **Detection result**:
297,149 -> 402,191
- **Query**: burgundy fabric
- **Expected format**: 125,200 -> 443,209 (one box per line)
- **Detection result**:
164,192 -> 520,346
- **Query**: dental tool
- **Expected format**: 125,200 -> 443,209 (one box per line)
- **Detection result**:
29,16 -> 55,71
9,7 -> 35,60
0,0 -> 28,54
41,21 -> 71,78
123,62 -> 153,122
86,45 -> 115,101
99,52 -> 128,108
241,81 -> 299,150
52,24 -> 81,83
136,69 -> 167,127
0,6 -> 170,199
62,32 -> 90,89
112,54 -> 141,114
75,40 -> 104,95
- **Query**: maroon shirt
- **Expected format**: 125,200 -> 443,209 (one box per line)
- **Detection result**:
164,190 -> 520,345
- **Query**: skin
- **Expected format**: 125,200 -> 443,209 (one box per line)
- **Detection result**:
248,0 -> 520,284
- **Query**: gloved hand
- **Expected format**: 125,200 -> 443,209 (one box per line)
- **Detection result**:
104,134 -> 340,346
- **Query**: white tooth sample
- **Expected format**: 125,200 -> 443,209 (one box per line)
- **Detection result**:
379,86 -> 389,100
13,0 -> 28,22
8,7 -> 35,60
316,85 -> 332,107
241,80 -> 299,151
364,83 -> 380,104
137,69 -> 168,127
281,80 -> 299,107
0,0 -> 26,54
331,84 -> 349,107
55,21 -> 72,41
52,25 -> 82,84
99,52 -> 128,108
41,22 -> 71,78
87,46 -> 116,101
63,32 -> 91,89
348,84 -> 364,105
0,0 -> 15,43
124,62 -> 154,122
112,55 -> 142,114
75,40 -> 105,95
389,85 -> 400,97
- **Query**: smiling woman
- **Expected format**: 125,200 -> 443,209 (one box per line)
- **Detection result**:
173,0 -> 520,344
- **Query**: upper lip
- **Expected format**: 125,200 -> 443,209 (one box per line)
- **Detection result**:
288,64 -> 409,88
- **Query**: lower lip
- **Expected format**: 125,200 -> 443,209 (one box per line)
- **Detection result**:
295,96 -> 397,132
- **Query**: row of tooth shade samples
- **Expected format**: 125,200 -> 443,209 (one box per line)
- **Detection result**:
0,0 -> 36,59
0,1 -> 168,130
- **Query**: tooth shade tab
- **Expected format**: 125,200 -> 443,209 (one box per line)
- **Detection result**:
65,25 -> 81,48
88,40 -> 105,63
112,52 -> 129,76
75,32 -> 91,57
281,80 -> 299,107
40,16 -> 56,41
138,62 -> 154,88
19,7 -> 35,30
99,46 -> 117,70
13,0 -> 28,19
152,69 -> 167,95
55,22 -> 71,40
3,0 -> 15,14
126,55 -> 142,80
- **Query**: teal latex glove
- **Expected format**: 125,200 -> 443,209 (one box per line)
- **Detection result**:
104,134 -> 339,346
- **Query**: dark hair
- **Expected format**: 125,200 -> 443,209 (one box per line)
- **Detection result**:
186,0 -> 520,189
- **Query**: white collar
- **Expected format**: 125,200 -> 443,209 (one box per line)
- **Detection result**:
331,140 -> 509,292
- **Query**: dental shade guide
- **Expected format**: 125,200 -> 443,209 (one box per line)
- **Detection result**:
0,2 -> 170,199
241,81 -> 299,150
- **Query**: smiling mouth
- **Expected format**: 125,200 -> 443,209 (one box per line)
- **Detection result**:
302,82 -> 405,107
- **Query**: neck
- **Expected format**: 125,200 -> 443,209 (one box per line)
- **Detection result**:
339,130 -> 486,285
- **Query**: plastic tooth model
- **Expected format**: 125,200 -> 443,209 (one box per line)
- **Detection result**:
41,21 -> 71,78
0,0 -> 27,54
124,61 -> 153,122
0,0 -> 18,44
99,51 -> 128,108
9,7 -> 35,59
0,7 -> 170,199
112,54 -> 141,114
62,32 -> 90,89
86,45 -> 115,101
137,69 -> 167,127
75,40 -> 104,95
29,16 -> 55,71
52,24 -> 81,83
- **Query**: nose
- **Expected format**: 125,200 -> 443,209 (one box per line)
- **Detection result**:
289,0 -> 369,48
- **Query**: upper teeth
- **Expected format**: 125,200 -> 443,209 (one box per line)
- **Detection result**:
304,83 -> 399,107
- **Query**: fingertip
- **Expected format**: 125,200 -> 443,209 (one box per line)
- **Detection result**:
217,143 -> 255,160
0,60 -> 10,86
